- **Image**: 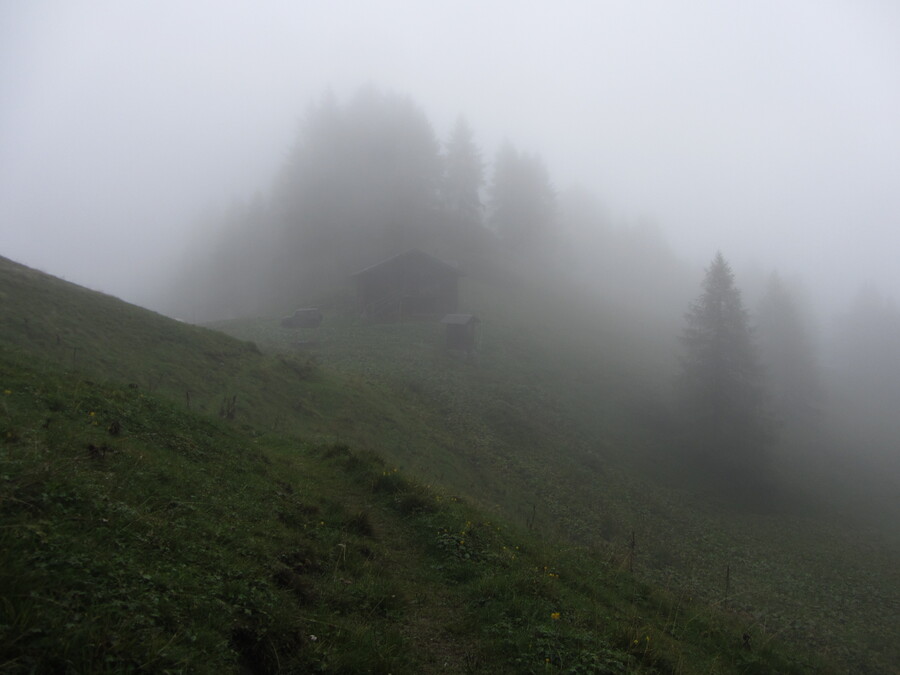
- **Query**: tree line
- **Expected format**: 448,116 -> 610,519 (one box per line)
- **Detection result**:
161,85 -> 900,495
165,86 -> 557,322
678,250 -> 900,493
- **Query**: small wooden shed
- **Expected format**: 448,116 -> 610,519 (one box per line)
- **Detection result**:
280,308 -> 323,329
353,249 -> 460,320
441,314 -> 479,352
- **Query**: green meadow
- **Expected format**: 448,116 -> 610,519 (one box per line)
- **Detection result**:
1,256 -> 895,673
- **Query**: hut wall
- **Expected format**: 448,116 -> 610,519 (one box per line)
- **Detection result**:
356,251 -> 459,318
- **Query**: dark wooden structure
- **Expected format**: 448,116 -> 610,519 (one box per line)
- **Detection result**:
281,308 -> 323,328
441,314 -> 479,352
353,250 -> 460,320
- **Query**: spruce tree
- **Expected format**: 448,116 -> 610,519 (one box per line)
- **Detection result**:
442,116 -> 484,232
488,142 -> 555,254
756,273 -> 820,421
679,252 -> 769,479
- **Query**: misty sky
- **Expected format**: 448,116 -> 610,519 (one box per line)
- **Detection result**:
2,1 -> 899,311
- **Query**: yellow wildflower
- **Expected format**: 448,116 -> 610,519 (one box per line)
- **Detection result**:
550,612 -> 560,620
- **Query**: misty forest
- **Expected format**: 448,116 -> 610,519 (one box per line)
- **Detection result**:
2,4 -> 900,674
166,85 -> 898,497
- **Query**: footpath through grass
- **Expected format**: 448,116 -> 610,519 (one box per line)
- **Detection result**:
215,279 -> 900,674
0,256 -> 885,672
0,344 -> 822,673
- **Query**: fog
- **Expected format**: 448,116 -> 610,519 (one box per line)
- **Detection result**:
2,6 -> 899,664
2,1 -> 899,316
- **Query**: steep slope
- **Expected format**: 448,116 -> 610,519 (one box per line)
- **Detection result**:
215,274 -> 900,675
0,256 -> 886,672
2,339 -> 822,673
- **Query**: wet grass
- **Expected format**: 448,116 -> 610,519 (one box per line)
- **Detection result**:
0,256 -> 891,672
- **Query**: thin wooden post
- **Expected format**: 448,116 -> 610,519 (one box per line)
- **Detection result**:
724,564 -> 731,607
629,531 -> 636,572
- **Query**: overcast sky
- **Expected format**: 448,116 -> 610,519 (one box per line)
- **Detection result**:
2,0 -> 899,312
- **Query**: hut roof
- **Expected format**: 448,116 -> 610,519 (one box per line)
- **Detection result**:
352,249 -> 461,278
441,313 -> 479,325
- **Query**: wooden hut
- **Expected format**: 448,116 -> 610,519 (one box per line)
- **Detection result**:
441,314 -> 479,352
280,308 -> 323,328
353,249 -> 460,320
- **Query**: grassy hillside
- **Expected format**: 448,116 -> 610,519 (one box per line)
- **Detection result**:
0,256 -> 892,672
213,275 -> 899,674
1,340 -> 821,674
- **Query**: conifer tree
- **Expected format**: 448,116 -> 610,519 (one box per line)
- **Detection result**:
488,142 -> 555,254
441,116 -> 484,231
756,273 -> 820,421
679,253 -> 770,479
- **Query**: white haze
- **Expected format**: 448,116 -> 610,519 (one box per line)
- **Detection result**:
2,0 -> 899,313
